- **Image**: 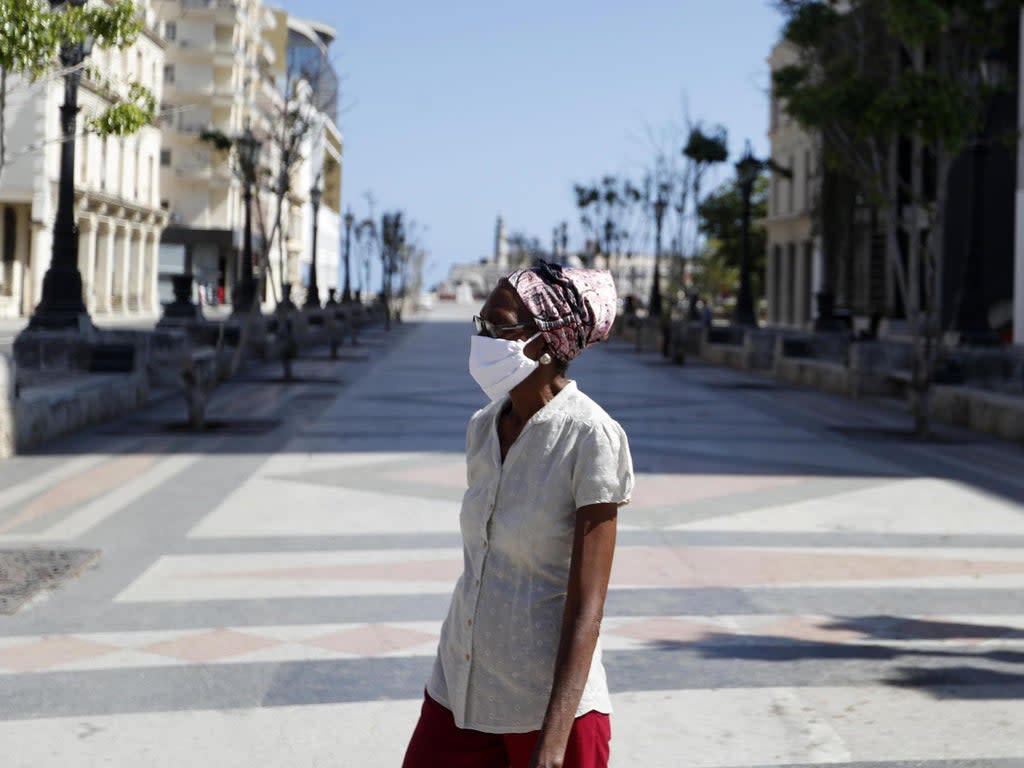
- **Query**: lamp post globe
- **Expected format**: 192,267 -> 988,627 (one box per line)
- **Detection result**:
232,127 -> 261,313
342,209 -> 354,303
305,183 -> 323,309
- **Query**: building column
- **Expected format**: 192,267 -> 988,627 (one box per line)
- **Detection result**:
95,222 -> 113,314
793,245 -> 807,328
127,227 -> 140,312
110,224 -> 125,313
777,243 -> 791,327
114,225 -> 131,313
133,228 -> 146,313
765,243 -> 778,324
79,216 -> 98,314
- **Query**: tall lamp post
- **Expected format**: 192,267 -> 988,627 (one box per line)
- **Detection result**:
648,193 -> 667,318
24,0 -> 94,332
305,183 -> 322,309
734,141 -> 762,327
232,127 -> 260,313
342,209 -> 354,303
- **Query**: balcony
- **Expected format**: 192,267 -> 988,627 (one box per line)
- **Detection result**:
175,38 -> 216,56
164,80 -> 215,99
181,0 -> 236,10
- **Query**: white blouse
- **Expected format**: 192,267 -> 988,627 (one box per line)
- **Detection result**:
427,380 -> 634,733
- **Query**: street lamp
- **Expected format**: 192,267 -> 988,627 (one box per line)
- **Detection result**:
232,127 -> 261,313
24,0 -> 94,331
342,209 -> 354,303
734,140 -> 762,327
648,192 -> 668,318
305,183 -> 323,309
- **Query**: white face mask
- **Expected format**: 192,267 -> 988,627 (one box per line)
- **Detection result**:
469,332 -> 543,401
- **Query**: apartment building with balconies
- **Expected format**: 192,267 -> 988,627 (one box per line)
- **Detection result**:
156,0 -> 286,305
156,1 -> 344,310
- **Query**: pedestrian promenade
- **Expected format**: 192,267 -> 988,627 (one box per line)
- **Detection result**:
1,305 -> 1023,767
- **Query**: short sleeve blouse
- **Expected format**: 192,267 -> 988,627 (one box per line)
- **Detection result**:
427,380 -> 634,733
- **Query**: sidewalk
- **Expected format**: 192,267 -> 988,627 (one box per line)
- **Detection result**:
0,307 -> 1022,766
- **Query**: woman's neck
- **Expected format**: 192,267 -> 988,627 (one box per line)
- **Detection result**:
506,375 -> 569,425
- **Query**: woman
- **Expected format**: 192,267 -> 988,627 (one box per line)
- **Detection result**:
402,262 -> 634,768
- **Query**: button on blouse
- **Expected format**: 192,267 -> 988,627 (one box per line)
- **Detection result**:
426,381 -> 634,733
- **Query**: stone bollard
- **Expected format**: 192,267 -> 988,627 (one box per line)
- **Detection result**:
161,274 -> 203,323
180,348 -> 217,430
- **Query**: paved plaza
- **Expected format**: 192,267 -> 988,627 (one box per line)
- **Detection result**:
1,304 -> 1023,766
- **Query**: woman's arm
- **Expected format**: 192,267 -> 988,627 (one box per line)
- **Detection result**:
529,502 -> 618,768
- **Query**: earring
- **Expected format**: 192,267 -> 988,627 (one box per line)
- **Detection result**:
539,352 -> 553,365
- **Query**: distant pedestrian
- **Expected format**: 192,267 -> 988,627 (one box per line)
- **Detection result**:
701,300 -> 713,328
402,261 -> 634,768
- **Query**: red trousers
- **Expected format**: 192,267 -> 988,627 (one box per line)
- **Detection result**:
402,692 -> 611,768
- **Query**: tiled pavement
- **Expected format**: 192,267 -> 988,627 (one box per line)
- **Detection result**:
1,304 -> 1024,766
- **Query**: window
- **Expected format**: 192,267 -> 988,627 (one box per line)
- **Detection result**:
160,149 -> 171,166
165,21 -> 176,42
163,64 -> 175,84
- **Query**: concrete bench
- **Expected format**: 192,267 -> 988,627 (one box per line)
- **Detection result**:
87,343 -> 137,374
774,356 -> 851,396
931,385 -> 1024,442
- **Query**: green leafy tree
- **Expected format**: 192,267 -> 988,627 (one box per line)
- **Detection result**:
773,0 -> 1021,436
679,124 -> 729,259
696,174 -> 769,302
0,0 -> 156,179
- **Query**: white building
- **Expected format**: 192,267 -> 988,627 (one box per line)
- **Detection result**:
156,0 -> 282,305
155,0 -> 343,309
0,0 -> 168,319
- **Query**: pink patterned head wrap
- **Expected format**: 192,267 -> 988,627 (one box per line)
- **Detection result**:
504,261 -> 617,363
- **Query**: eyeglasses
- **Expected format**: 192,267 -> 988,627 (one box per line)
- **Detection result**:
473,315 -> 530,338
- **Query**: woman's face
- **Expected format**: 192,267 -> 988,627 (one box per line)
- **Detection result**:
478,284 -> 545,360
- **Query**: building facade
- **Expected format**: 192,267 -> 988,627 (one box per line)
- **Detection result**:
767,18 -> 1022,343
763,41 -> 820,330
279,15 -> 343,307
156,0 -> 283,306
0,0 -> 168,319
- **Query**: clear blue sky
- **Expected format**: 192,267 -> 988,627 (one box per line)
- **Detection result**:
280,0 -> 785,289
